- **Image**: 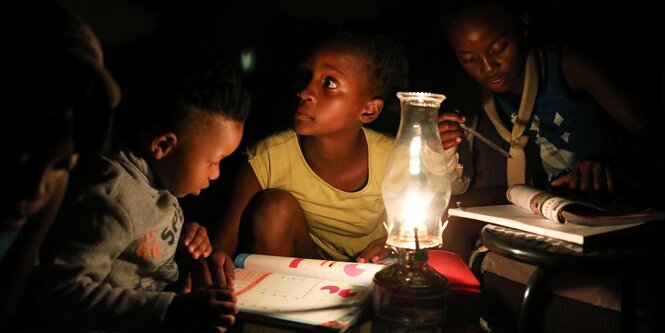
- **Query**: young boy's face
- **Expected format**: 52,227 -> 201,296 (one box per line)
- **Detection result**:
295,45 -> 376,136
153,108 -> 244,198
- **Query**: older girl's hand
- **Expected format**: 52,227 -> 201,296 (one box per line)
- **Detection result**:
438,111 -> 466,150
356,236 -> 389,263
551,160 -> 614,193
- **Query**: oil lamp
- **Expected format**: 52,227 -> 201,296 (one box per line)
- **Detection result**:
373,92 -> 451,330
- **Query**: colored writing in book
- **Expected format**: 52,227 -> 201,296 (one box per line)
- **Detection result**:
288,258 -> 367,277
320,285 -> 359,298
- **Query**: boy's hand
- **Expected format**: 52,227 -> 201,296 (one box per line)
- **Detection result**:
180,258 -> 214,294
165,286 -> 238,332
438,111 -> 465,150
356,236 -> 389,263
207,250 -> 235,288
181,221 -> 213,260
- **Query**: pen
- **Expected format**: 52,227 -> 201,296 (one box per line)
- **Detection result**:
459,123 -> 513,159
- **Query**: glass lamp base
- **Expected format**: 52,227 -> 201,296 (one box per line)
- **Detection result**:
373,248 -> 448,329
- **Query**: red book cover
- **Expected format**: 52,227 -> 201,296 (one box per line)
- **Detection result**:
427,250 -> 481,331
427,250 -> 481,294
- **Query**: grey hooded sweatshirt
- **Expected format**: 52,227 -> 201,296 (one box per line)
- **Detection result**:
40,149 -> 183,331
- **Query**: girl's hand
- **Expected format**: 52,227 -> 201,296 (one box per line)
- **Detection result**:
551,160 -> 614,193
356,236 -> 389,263
181,221 -> 213,260
438,111 -> 466,150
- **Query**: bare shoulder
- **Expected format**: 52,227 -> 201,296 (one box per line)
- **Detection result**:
559,45 -> 608,93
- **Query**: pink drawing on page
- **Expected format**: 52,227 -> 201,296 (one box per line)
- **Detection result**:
321,285 -> 340,294
321,320 -> 344,327
343,263 -> 365,276
288,258 -> 304,268
338,289 -> 358,298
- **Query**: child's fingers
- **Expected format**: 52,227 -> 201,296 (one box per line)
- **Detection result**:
207,297 -> 237,330
182,273 -> 192,294
356,243 -> 385,263
592,161 -> 604,192
371,247 -> 391,263
196,258 -> 213,287
550,173 -> 570,187
578,161 -> 593,191
366,245 -> 388,263
437,110 -> 465,122
207,251 -> 235,288
605,165 -> 614,193
186,228 -> 211,259
355,246 -> 373,263
438,116 -> 464,150
201,242 -> 213,258
225,274 -> 234,288
181,222 -> 200,247
441,136 -> 463,150
213,313 -> 237,329
223,257 -> 235,287
188,236 -> 211,259
208,289 -> 238,325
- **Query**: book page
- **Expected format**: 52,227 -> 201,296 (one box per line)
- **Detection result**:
506,185 -> 574,223
233,265 -> 373,331
234,253 -> 387,286
505,185 -> 660,226
561,208 -> 665,226
448,205 -> 642,245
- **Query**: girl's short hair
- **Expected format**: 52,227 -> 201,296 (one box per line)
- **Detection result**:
316,29 -> 410,103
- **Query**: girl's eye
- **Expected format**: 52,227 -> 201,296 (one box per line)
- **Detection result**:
323,77 -> 338,89
459,55 -> 477,64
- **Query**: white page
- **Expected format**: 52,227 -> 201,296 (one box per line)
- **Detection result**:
448,205 -> 642,245
235,253 -> 387,286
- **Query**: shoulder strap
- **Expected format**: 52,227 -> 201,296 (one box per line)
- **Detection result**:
482,52 -> 538,186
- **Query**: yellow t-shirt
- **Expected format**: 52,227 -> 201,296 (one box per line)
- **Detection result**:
247,128 -> 393,261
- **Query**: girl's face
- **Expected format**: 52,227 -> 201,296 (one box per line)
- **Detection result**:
448,10 -> 527,94
295,45 -> 375,136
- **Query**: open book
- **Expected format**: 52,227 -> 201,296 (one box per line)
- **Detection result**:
505,184 -> 665,226
448,185 -> 665,245
233,253 -> 388,332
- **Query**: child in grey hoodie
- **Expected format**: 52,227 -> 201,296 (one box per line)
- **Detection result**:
40,50 -> 250,332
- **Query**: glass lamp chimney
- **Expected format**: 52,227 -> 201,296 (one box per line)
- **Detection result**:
382,92 -> 451,250
373,92 -> 451,330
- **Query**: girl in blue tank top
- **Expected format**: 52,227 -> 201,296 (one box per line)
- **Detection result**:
494,43 -> 625,179
442,0 -> 647,193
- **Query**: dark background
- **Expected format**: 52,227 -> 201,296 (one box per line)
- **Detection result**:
57,0 -> 665,226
